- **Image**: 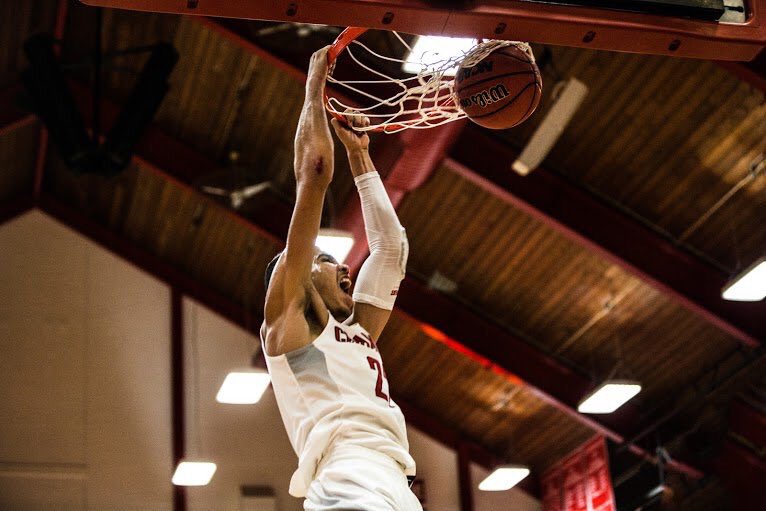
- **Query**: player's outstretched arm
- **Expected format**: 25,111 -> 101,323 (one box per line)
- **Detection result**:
264,47 -> 335,355
331,114 -> 407,341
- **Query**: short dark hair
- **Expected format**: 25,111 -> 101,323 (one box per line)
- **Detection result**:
264,250 -> 284,291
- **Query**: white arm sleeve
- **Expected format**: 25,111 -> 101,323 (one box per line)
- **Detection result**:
352,172 -> 408,310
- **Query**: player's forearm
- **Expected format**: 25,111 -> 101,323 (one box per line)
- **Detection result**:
294,103 -> 334,187
353,171 -> 408,311
355,171 -> 404,244
346,147 -> 376,178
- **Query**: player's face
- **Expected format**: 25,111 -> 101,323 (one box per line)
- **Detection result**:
311,250 -> 353,318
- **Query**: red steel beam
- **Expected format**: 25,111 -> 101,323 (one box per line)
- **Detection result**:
717,48 -> 766,93
458,441 -> 475,511
78,0 -> 765,60
447,127 -> 766,346
170,289 -> 187,511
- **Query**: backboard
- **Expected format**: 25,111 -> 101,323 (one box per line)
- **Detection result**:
78,0 -> 765,60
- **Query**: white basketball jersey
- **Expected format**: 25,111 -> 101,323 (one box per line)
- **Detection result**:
264,314 -> 416,498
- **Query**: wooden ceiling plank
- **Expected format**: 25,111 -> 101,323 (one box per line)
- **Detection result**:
551,52 -> 658,168
615,63 -> 731,200
648,80 -> 753,227
447,128 -> 765,346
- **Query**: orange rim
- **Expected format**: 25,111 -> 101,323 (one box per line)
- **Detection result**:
324,27 -> 411,133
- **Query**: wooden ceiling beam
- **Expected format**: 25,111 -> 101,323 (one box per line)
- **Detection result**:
447,127 -> 765,346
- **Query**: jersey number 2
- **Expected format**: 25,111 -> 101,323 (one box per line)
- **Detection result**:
367,356 -> 390,404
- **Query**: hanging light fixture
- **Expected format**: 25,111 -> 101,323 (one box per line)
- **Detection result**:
478,464 -> 531,491
216,367 -> 271,405
721,256 -> 766,301
172,461 -> 217,486
577,380 -> 642,414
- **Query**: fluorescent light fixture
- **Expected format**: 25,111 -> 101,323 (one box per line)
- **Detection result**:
722,257 -> 766,301
402,35 -> 477,75
478,465 -> 530,491
216,369 -> 271,405
172,461 -> 217,486
512,78 -> 588,175
316,228 -> 355,263
577,380 -> 642,414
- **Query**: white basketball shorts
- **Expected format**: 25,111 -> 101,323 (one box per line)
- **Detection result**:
305,445 -> 423,511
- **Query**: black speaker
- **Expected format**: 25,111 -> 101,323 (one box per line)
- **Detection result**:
22,33 -> 94,171
103,42 -> 178,173
22,34 -> 178,176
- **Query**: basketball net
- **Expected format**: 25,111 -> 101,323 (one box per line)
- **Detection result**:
326,30 -> 535,133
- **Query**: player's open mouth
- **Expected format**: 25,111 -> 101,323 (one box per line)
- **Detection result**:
339,276 -> 352,293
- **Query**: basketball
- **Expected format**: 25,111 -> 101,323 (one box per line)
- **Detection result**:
454,44 -> 542,130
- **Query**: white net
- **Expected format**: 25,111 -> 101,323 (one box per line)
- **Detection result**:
326,32 -> 534,133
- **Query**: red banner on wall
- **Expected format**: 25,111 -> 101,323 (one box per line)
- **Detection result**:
541,435 -> 616,511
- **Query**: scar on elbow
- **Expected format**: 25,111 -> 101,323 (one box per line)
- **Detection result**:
314,157 -> 324,175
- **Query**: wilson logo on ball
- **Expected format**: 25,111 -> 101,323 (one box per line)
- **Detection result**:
455,60 -> 494,84
454,44 -> 542,129
459,84 -> 510,109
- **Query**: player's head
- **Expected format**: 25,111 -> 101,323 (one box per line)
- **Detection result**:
311,248 -> 354,318
264,248 -> 353,319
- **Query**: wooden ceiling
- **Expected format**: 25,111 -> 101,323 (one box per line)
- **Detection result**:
504,46 -> 766,272
2,1 -> 765,508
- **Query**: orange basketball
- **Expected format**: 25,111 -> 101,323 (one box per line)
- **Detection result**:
454,45 -> 542,130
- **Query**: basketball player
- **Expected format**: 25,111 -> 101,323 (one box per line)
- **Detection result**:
260,46 -> 423,511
